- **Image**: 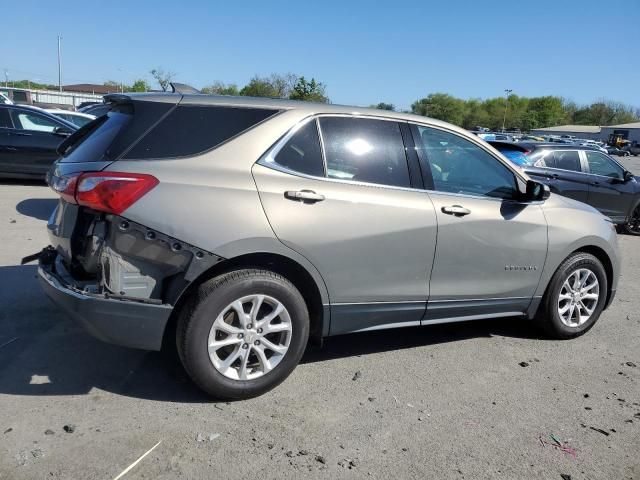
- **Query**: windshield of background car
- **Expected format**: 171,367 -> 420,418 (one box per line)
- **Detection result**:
494,147 -> 534,166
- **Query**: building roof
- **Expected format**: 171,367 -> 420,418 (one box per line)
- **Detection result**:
63,84 -> 121,94
531,125 -> 601,133
605,122 -> 640,129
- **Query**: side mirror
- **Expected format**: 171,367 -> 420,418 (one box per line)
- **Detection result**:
624,171 -> 634,182
53,126 -> 72,137
524,180 -> 550,202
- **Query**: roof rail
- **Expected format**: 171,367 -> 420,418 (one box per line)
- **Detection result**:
170,83 -> 201,94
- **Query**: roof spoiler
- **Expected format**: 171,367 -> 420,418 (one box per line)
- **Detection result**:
170,83 -> 201,94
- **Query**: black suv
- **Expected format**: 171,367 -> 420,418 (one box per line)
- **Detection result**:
490,141 -> 640,235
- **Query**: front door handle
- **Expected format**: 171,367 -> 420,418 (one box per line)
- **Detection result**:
441,205 -> 471,216
284,190 -> 325,203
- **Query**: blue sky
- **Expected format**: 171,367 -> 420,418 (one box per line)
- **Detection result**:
2,0 -> 638,110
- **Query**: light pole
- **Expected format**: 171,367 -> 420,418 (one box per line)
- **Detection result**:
3,69 -> 8,88
57,35 -> 63,92
502,89 -> 512,132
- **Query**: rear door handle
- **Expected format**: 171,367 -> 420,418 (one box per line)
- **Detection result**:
441,205 -> 471,216
284,190 -> 325,203
549,173 -> 560,179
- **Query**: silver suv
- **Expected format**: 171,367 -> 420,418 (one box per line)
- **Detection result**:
31,86 -> 620,399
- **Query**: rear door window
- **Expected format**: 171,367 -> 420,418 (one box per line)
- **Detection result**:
11,110 -> 61,132
0,108 -> 11,128
124,105 -> 279,159
552,151 -> 582,172
60,111 -> 132,163
268,120 -> 324,177
318,117 -> 410,188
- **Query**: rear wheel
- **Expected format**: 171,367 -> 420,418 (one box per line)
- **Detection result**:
177,269 -> 309,399
537,252 -> 607,339
623,203 -> 640,236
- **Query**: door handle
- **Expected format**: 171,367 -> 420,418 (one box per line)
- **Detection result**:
441,205 -> 471,216
549,173 -> 560,179
284,190 -> 325,203
591,181 -> 600,186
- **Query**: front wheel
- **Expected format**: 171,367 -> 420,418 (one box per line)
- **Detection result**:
177,269 -> 309,399
537,252 -> 607,339
623,203 -> 640,236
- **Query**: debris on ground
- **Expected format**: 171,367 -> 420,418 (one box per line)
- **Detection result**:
44,429 -> 54,435
15,451 -> 28,466
196,433 -> 205,442
367,396 -> 376,402
338,458 -> 357,469
589,427 -> 610,436
62,424 -> 75,433
352,371 -> 362,381
560,474 -> 572,480
298,449 -> 309,456
583,393 -> 590,398
315,455 -> 326,464
626,361 -> 636,367
31,448 -> 44,459
3,428 -> 12,434
113,440 -> 162,480
519,361 -> 529,367
9,219 -> 16,223
208,433 -> 220,441
538,434 -> 577,456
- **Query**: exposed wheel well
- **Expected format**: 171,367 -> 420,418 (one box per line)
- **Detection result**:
571,245 -> 614,306
162,252 -> 326,351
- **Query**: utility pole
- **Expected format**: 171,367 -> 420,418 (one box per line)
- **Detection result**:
57,35 -> 62,92
502,88 -> 512,132
3,69 -> 7,88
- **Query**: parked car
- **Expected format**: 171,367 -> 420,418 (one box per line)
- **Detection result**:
0,104 -> 77,179
606,145 -> 631,156
45,109 -> 96,128
77,101 -> 101,110
0,92 -> 13,105
624,141 -> 640,156
488,141 -> 640,235
78,103 -> 111,117
32,91 -> 619,399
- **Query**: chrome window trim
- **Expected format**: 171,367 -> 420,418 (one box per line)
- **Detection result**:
258,114 -> 421,194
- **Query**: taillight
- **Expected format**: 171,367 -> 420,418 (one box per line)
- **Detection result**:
50,172 -> 159,214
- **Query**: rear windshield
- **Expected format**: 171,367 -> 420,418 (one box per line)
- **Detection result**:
60,110 -> 132,163
499,149 -> 532,166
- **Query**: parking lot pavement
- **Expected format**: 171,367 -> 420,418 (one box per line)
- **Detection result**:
0,165 -> 639,480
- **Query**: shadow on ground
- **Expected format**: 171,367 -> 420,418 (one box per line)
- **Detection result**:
0,264 -> 544,404
16,198 -> 57,221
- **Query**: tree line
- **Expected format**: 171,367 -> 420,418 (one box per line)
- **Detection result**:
409,93 -> 639,131
8,69 -> 638,131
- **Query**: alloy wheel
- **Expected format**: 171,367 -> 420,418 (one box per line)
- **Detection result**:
557,268 -> 599,327
207,294 -> 292,380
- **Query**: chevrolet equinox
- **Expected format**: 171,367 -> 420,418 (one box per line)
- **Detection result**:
29,85 -> 620,399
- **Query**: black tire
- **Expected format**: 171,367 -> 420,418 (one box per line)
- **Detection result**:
177,269 -> 309,400
623,203 -> 640,236
537,252 -> 608,339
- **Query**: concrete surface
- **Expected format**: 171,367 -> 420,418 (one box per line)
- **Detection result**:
0,158 -> 639,479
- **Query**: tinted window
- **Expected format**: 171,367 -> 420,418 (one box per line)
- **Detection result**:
0,108 -> 11,128
586,151 -> 623,179
319,117 -> 410,188
60,111 -> 131,163
414,125 -> 516,199
552,151 -> 581,172
125,105 -> 279,159
11,110 -> 60,132
269,120 -> 324,177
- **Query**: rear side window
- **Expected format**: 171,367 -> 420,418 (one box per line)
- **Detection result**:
319,117 -> 410,188
61,111 -> 132,163
552,151 -> 581,172
125,105 -> 279,159
0,108 -> 11,128
269,120 -> 324,177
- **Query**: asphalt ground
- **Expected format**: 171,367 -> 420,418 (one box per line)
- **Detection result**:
0,156 -> 638,479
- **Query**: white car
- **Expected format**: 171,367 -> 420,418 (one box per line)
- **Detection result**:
0,92 -> 13,104
45,109 -> 95,128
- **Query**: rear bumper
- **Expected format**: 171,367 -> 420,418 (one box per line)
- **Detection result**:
38,259 -> 173,351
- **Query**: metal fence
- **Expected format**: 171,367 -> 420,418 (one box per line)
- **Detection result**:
0,87 -> 103,108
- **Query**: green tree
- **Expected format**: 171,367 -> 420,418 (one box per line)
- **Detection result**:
201,81 -> 240,96
289,76 -> 329,103
412,93 -> 466,125
130,79 -> 149,92
240,75 -> 280,97
526,96 -> 565,128
372,102 -> 395,111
